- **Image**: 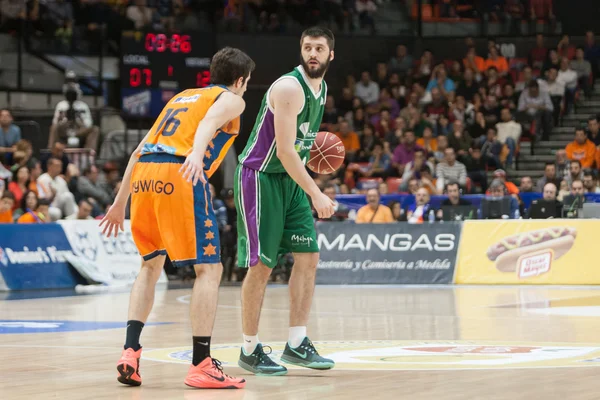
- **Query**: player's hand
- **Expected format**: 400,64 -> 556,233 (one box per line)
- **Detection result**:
99,203 -> 125,238
180,149 -> 206,186
312,192 -> 335,219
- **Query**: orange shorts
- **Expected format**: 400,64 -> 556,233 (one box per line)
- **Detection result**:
130,153 -> 220,267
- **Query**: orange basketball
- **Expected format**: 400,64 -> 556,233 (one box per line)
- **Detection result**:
307,131 -> 346,174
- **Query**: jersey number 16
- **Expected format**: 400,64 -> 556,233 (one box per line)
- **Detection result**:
154,107 -> 188,137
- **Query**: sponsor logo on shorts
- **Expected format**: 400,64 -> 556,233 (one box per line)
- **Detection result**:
291,234 -> 314,247
260,253 -> 273,263
517,250 -> 552,279
132,180 -> 175,195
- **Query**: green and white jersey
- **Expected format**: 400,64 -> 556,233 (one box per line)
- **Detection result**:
239,65 -> 327,173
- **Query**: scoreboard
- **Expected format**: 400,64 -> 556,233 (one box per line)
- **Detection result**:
120,31 -> 215,117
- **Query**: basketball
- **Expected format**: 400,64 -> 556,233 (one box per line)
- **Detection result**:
307,131 -> 345,174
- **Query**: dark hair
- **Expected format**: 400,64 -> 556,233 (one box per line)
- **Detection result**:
78,198 -> 92,207
487,66 -> 498,73
301,26 -> 335,51
0,108 -> 12,116
1,191 -> 15,201
575,126 -> 586,134
572,178 -> 584,187
528,80 -> 539,89
445,181 -> 460,192
588,115 -> 598,122
48,157 -> 63,167
571,159 -> 582,168
12,165 -> 29,183
37,198 -> 51,207
210,47 -> 255,86
545,162 -> 555,168
577,46 -> 586,52
420,165 -> 431,174
21,190 -> 38,211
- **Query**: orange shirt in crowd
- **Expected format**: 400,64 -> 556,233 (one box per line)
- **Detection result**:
565,140 -> 596,168
355,204 -> 395,223
17,211 -> 44,224
335,131 -> 360,153
0,210 -> 12,223
463,56 -> 486,73
416,137 -> 438,154
485,57 -> 509,74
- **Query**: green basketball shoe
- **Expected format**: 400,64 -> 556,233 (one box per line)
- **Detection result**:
280,337 -> 335,370
238,343 -> 288,376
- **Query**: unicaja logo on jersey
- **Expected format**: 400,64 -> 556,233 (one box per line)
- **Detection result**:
291,234 -> 314,247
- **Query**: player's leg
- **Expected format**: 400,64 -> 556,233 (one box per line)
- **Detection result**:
235,165 -> 287,375
155,165 -> 244,389
117,161 -> 166,386
278,181 -> 334,370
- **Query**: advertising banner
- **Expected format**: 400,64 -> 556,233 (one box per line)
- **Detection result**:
455,220 -> 600,284
59,220 -> 168,287
0,224 -> 82,290
316,222 -> 461,284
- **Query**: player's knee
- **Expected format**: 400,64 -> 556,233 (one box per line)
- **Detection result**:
248,261 -> 273,281
194,263 -> 223,282
294,252 -> 319,270
141,256 -> 165,280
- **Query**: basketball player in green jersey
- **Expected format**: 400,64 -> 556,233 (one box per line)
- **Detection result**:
234,27 -> 336,375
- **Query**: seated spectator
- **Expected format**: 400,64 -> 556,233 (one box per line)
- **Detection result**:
436,148 -> 467,192
557,179 -> 570,201
392,130 -> 422,176
543,49 -> 561,75
495,108 -> 521,168
583,170 -> 600,193
529,0 -> 556,33
10,139 -> 37,173
17,198 -> 50,224
587,115 -> 600,146
572,47 -> 592,97
520,176 -> 534,192
321,95 -> 340,132
407,188 -> 434,224
0,109 -> 20,163
463,47 -> 485,77
425,88 -> 448,129
414,50 -> 434,87
366,143 -> 391,178
37,157 -> 78,221
355,188 -> 394,223
500,83 -> 518,112
484,67 -> 504,98
529,34 -> 548,70
448,120 -> 473,162
320,184 -> 349,221
464,145 -> 488,192
557,57 -> 578,112
357,124 -> 379,162
77,164 -> 113,210
565,159 -> 583,188
378,182 -> 388,195
536,162 -> 561,192
481,127 -> 504,168
12,190 -> 37,221
388,201 -> 405,221
485,46 -> 509,76
41,142 -> 70,175
456,68 -> 480,103
584,31 -> 600,84
529,182 -> 562,219
570,179 -> 586,198
388,44 -> 413,76
48,71 -> 100,150
491,169 -> 519,196
555,149 -> 570,179
416,126 -> 437,157
469,111 -> 488,142
433,135 -> 448,164
126,0 -> 153,30
482,95 -> 501,126
557,34 -> 576,60
484,178 -> 519,218
426,65 -> 455,97
66,199 -> 94,220
374,109 -> 396,137
565,127 -> 596,169
356,0 -> 377,33
436,180 -> 472,220
544,67 -> 565,125
354,71 -> 380,105
401,148 -> 435,185
0,191 -> 14,223
8,165 -> 30,210
418,165 -> 438,195
336,120 -> 360,162
517,80 -> 553,141
406,178 -> 419,195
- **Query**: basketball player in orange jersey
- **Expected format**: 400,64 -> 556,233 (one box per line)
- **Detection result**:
99,47 -> 254,389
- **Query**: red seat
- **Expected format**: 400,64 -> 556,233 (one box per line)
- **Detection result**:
386,177 -> 403,193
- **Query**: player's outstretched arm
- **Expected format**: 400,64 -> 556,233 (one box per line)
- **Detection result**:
180,92 -> 245,185
100,130 -> 151,237
271,79 -> 334,219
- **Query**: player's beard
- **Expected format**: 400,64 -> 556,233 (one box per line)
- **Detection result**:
300,55 -> 330,79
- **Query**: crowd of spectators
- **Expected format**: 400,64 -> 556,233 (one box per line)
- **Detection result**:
312,30 -> 600,223
0,0 -> 381,49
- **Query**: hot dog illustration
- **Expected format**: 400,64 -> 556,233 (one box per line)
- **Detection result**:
486,227 -> 577,272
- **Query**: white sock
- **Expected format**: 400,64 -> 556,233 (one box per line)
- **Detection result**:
288,326 -> 307,348
243,334 -> 259,354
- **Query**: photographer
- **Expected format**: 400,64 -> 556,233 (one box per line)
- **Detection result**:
47,71 -> 99,151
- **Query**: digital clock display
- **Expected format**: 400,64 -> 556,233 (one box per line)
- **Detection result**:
120,31 -> 215,117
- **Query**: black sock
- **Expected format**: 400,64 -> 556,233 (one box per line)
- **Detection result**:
124,320 -> 144,351
192,336 -> 211,366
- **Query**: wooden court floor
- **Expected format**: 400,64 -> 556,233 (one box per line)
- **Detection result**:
3,284 -> 600,399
